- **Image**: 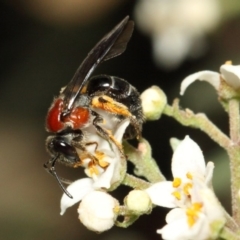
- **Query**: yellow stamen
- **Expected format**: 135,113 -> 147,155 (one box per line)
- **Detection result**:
185,202 -> 203,227
193,202 -> 203,210
95,151 -> 109,168
186,172 -> 192,180
88,162 -> 99,176
113,206 -> 120,213
172,191 -> 181,200
172,178 -> 181,188
183,183 -> 192,196
187,215 -> 195,227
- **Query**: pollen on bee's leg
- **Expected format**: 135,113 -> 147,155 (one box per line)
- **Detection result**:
92,95 -> 130,117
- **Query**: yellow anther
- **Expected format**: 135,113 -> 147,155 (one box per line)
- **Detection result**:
113,206 -> 120,213
172,178 -> 182,188
98,159 -> 109,168
185,202 -> 203,227
172,191 -> 181,200
95,151 -> 109,168
183,183 -> 192,196
187,215 -> 195,227
88,162 -> 99,176
193,202 -> 203,211
186,172 -> 193,180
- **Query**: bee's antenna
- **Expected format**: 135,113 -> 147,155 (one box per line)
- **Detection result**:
44,155 -> 73,199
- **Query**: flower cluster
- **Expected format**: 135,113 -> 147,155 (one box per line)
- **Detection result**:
181,61 -> 240,90
134,0 -> 221,69
60,116 -> 130,232
56,63 -> 240,239
146,136 -> 225,240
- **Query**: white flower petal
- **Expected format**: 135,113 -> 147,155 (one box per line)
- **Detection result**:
78,191 -> 118,232
113,118 -> 130,143
60,178 -> 94,215
145,181 -> 176,208
220,64 -> 240,89
93,154 -> 116,189
158,209 -> 209,240
180,71 -> 220,95
165,208 -> 185,224
199,187 -> 225,223
157,216 -> 189,240
172,136 -> 206,179
91,119 -> 128,189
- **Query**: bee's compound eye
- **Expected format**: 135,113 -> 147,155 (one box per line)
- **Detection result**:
50,138 -> 78,161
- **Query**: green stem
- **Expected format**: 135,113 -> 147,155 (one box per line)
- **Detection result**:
229,99 -> 240,142
220,226 -> 240,240
224,208 -> 240,233
115,206 -> 139,228
122,173 -> 151,189
124,139 -> 165,183
163,99 -> 231,150
227,98 -> 240,225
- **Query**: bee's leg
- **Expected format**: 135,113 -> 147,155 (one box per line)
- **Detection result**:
72,131 -> 99,152
71,139 -> 101,167
91,110 -> 124,155
92,95 -> 142,139
85,141 -> 99,151
43,154 -> 73,198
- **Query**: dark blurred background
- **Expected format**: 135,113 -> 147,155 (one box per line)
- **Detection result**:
0,0 -> 239,239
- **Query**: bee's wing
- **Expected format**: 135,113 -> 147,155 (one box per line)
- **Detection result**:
62,16 -> 134,115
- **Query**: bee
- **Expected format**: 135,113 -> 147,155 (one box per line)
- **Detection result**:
44,16 -> 144,198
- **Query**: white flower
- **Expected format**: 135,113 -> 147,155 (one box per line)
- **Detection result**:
158,185 -> 225,240
180,62 -> 240,95
134,0 -> 221,69
60,118 -> 130,215
146,136 -> 213,208
145,136 -> 225,240
78,191 -> 119,232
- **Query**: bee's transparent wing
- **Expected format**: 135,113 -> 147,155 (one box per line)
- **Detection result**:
62,16 -> 134,115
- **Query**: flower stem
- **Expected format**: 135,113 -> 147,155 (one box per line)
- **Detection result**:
228,98 -> 240,225
115,206 -> 140,228
123,139 -> 165,183
122,173 -> 151,189
220,226 -> 240,240
224,207 -> 240,233
229,99 -> 240,143
163,99 -> 231,150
